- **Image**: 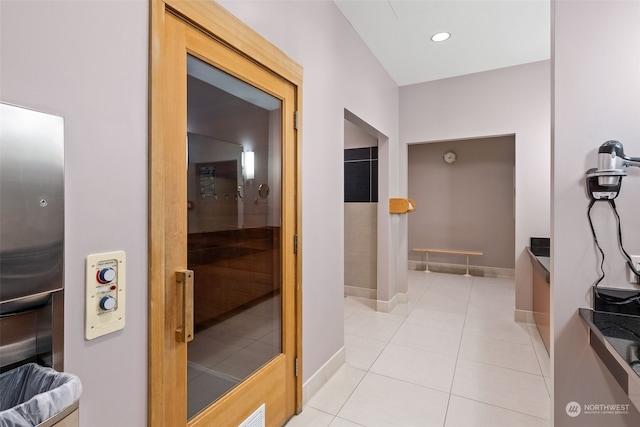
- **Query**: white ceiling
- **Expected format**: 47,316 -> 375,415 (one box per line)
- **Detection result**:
333,0 -> 550,86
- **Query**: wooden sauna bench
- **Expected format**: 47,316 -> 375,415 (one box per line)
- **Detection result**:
412,248 -> 484,277
188,227 -> 280,327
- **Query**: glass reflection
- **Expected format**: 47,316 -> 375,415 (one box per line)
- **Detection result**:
185,55 -> 283,419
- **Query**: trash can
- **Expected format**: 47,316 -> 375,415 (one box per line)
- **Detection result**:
0,363 -> 82,427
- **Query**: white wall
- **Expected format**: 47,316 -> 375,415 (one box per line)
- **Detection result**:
552,1 -> 640,425
400,61 -> 551,313
0,1 -> 148,426
1,1 -> 399,425
219,0 -> 401,382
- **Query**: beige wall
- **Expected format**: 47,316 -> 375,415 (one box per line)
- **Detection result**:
400,60 -> 550,314
344,119 -> 378,294
344,204 -> 377,292
408,136 -> 515,270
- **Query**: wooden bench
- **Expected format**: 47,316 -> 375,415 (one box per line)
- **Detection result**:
412,248 -> 484,277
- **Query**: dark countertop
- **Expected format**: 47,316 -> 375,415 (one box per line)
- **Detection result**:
527,247 -> 550,283
580,308 -> 640,376
579,308 -> 640,411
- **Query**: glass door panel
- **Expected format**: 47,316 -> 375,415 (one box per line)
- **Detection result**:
185,55 -> 283,419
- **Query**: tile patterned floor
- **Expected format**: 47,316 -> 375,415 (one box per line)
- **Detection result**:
285,270 -> 551,427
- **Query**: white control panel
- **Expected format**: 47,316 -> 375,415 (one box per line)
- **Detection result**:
85,251 -> 126,340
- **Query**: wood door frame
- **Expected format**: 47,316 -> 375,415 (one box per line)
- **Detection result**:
149,1 -> 303,425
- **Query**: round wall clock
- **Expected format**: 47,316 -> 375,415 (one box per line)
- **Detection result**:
443,151 -> 457,164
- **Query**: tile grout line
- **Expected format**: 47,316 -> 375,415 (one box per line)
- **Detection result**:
335,274 -> 435,424
330,293 -> 411,424
441,274 -> 475,427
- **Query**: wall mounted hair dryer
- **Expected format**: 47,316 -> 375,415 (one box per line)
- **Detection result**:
586,140 -> 640,199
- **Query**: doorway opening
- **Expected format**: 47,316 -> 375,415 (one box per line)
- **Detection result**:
344,117 -> 378,299
407,135 -> 516,277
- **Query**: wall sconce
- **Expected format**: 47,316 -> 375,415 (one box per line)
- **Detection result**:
243,151 -> 255,181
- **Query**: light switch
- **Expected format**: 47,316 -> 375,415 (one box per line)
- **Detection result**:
85,251 -> 126,340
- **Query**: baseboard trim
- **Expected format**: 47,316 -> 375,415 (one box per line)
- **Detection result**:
302,346 -> 346,407
344,285 -> 377,300
376,292 -> 406,313
408,260 -> 515,278
514,309 -> 535,324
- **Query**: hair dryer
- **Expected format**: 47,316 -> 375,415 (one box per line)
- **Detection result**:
586,141 -> 640,200
595,140 -> 640,186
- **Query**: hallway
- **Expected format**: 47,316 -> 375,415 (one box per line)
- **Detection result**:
286,270 -> 551,427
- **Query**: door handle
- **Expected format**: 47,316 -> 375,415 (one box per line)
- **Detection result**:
176,269 -> 194,343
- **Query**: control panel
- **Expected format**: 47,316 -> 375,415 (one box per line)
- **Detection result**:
85,251 -> 126,340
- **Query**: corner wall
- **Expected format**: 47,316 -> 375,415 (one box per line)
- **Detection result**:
1,0 -> 400,424
0,2 -> 148,426
215,0 -> 403,385
400,61 -> 551,314
407,136 -> 516,270
344,120 -> 378,297
552,1 -> 640,425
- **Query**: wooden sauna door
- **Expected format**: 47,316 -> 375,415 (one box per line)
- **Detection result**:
149,2 -> 302,426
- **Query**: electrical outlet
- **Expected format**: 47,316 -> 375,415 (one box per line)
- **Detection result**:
630,255 -> 640,284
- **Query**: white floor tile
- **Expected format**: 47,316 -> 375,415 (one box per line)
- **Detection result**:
286,272 -> 551,427
463,316 -> 532,345
329,417 -> 366,427
344,296 -> 377,317
415,293 -> 469,316
458,333 -> 542,375
424,283 -> 471,303
344,313 -> 403,342
307,365 -> 367,415
344,333 -> 387,370
445,395 -> 551,427
370,343 -> 457,392
338,373 -> 449,427
390,322 -> 462,356
381,301 -> 411,320
465,303 -> 514,322
405,306 -> 466,333
451,359 -> 551,419
285,407 -> 335,427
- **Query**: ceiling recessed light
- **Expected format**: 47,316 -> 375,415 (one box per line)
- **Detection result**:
431,32 -> 451,42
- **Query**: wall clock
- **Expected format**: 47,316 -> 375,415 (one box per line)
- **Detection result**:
443,151 -> 457,164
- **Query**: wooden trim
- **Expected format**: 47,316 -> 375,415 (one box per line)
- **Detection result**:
294,90 -> 303,414
149,0 -> 303,424
148,1 -> 168,425
412,248 -> 483,256
165,0 -> 302,86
